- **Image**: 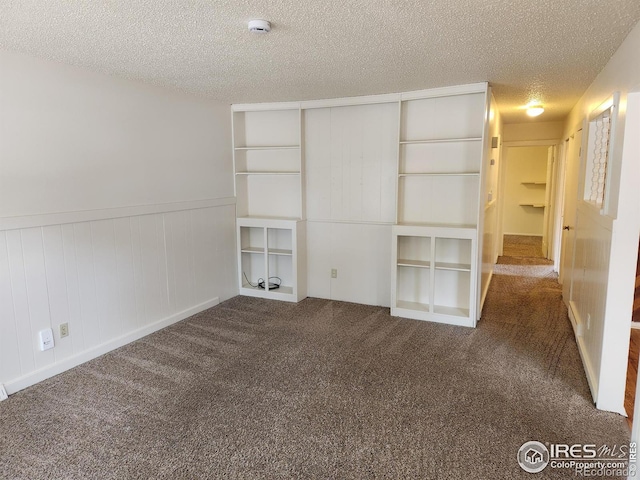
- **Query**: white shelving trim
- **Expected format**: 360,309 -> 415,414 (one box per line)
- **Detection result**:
241,247 -> 264,254
234,145 -> 300,150
399,137 -> 482,145
235,171 -> 301,176
396,300 -> 430,312
433,305 -> 470,317
434,262 -> 471,272
397,259 -> 430,268
398,172 -> 479,177
268,248 -> 293,256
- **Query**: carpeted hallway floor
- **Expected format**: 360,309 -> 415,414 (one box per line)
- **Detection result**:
0,236 -> 629,479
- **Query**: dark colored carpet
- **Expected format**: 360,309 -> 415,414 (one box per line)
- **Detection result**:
0,237 -> 629,479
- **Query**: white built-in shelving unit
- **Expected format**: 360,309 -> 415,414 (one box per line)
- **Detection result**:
232,105 -> 307,302
237,216 -> 306,302
391,85 -> 490,326
232,83 -> 491,323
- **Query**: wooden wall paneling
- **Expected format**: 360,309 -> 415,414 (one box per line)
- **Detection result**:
0,231 -> 21,382
42,225 -> 74,361
128,216 -> 147,329
304,108 -> 332,221
305,221 -> 331,300
73,222 -> 101,348
137,214 -> 168,326
164,211 -> 194,313
113,218 -> 138,334
6,230 -> 36,374
61,224 -> 85,352
90,220 -> 122,341
20,228 -> 54,369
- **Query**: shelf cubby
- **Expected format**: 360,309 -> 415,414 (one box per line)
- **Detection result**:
391,223 -> 478,326
236,217 -> 306,303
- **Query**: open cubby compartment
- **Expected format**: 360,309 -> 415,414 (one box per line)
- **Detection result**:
433,269 -> 471,318
234,147 -> 300,174
397,175 -> 479,226
400,92 -> 485,141
267,228 -> 293,255
434,237 -> 472,271
240,250 -> 265,290
235,174 -> 302,219
399,140 -> 482,175
267,254 -> 294,295
396,265 -> 430,312
240,226 -> 265,253
397,235 -> 431,267
233,109 -> 300,148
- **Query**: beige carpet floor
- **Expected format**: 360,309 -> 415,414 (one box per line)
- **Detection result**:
0,236 -> 629,479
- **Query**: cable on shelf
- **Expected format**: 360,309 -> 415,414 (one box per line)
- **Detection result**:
243,272 -> 282,290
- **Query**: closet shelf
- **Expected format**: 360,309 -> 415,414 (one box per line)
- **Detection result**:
521,181 -> 546,185
518,203 -> 546,208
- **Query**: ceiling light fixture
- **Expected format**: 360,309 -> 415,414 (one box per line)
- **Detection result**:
526,104 -> 545,117
248,19 -> 271,33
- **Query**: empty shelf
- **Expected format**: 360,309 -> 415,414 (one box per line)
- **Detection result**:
434,262 -> 471,272
397,259 -> 430,268
396,300 -> 430,312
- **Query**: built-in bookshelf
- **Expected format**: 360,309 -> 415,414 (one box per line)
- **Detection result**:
232,106 -> 307,302
391,86 -> 489,327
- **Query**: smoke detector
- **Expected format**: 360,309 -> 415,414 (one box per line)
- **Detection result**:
248,19 -> 271,33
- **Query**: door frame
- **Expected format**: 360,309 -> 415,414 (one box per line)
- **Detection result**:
498,140 -> 561,258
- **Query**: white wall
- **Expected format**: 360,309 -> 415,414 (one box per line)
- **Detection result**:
0,50 -> 237,393
561,21 -> 640,414
304,103 -> 398,307
480,95 -> 502,311
502,146 -> 548,236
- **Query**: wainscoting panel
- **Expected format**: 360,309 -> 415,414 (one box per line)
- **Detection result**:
0,203 -> 237,393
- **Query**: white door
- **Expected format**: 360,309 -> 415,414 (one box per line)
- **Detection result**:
559,130 -> 582,302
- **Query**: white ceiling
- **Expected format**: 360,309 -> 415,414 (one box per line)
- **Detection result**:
1,1 -> 639,122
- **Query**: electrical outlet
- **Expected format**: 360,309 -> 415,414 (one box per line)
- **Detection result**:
331,268 -> 337,279
59,323 -> 69,338
0,384 -> 8,401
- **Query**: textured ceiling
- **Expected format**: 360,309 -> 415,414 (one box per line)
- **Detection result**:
1,1 -> 640,122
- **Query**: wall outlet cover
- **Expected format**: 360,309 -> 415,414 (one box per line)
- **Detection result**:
59,323 -> 69,338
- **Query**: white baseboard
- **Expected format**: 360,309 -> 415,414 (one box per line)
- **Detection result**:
5,297 -> 220,395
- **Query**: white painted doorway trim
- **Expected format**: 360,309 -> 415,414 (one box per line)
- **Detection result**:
498,139 -> 561,257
